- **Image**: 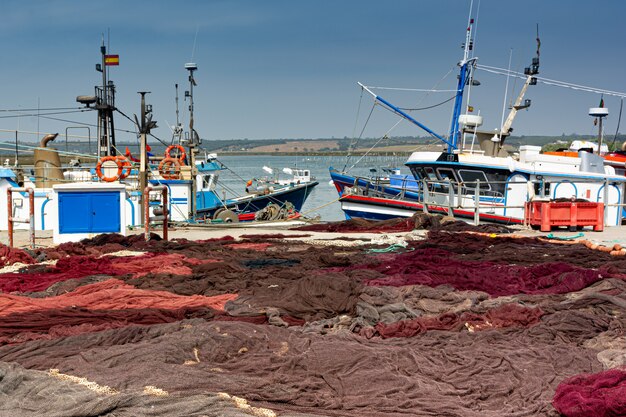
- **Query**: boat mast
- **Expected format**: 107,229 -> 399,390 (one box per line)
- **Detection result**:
357,9 -> 477,152
448,15 -> 476,153
96,40 -> 117,158
184,62 -> 200,219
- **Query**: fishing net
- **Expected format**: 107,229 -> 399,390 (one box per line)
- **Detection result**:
0,253 -> 218,293
0,361 -> 317,417
0,227 -> 623,416
292,213 -> 513,234
352,247 -> 615,296
0,318 -> 605,417
552,367 -> 626,417
0,243 -> 35,267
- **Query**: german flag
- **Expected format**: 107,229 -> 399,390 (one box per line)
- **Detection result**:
104,54 -> 119,66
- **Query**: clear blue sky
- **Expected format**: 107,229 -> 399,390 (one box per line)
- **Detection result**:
1,0 -> 625,145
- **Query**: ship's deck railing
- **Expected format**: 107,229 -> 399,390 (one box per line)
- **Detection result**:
345,176 -> 626,228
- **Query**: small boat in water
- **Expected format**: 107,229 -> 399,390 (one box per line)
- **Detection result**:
330,10 -> 626,226
194,160 -> 318,222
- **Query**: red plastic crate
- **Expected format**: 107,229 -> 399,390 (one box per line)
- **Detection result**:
524,200 -> 604,232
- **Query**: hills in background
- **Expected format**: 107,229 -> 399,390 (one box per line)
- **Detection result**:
3,133 -> 624,157
192,133 -> 626,155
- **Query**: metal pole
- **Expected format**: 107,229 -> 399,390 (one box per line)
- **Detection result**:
603,178 -> 609,226
138,92 -> 149,226
162,186 -> 168,241
7,188 -> 13,248
28,189 -> 34,249
622,182 -> 626,229
14,131 -> 18,165
474,180 -> 480,225
144,186 -> 151,241
101,42 -> 110,158
447,179 -> 454,217
188,68 -> 198,220
422,179 -> 429,214
598,117 -> 603,153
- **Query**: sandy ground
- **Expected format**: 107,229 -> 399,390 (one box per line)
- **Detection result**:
2,221 -> 625,250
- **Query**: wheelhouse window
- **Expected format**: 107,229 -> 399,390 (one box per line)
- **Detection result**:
458,169 -> 491,190
423,167 -> 437,181
436,168 -> 457,182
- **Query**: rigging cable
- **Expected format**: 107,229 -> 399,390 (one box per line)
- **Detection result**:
399,95 -> 455,111
344,103 -> 376,172
0,106 -> 83,112
477,64 -> 626,98
0,109 -> 91,119
342,87 -> 365,172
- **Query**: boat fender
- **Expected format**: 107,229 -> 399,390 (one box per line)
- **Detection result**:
159,157 -> 181,180
96,156 -> 123,182
165,145 -> 187,164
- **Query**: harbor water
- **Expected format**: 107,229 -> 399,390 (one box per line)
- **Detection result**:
210,154 -> 410,222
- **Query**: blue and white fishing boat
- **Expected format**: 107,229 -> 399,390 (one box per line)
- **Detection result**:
330,11 -> 626,226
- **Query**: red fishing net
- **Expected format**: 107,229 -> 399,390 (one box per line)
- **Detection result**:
0,279 -> 236,316
370,303 -> 544,338
0,244 -> 34,267
552,367 -> 626,417
355,248 -> 612,296
0,253 -> 218,293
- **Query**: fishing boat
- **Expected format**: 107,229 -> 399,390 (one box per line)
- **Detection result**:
330,12 -> 626,226
194,160 -> 317,222
0,43 -> 318,242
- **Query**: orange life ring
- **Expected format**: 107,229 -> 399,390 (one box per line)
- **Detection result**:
115,155 -> 132,179
96,156 -> 123,182
165,145 -> 186,164
159,157 -> 181,180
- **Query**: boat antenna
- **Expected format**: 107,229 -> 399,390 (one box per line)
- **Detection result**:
172,83 -> 183,144
175,83 -> 180,127
470,0 -> 481,60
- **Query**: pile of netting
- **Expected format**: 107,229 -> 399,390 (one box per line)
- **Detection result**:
0,221 -> 624,416
293,212 -> 514,234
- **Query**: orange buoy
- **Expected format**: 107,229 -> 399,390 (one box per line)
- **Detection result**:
165,144 -> 187,164
96,156 -> 123,182
159,157 -> 181,180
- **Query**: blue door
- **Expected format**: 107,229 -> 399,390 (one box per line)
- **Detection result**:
59,192 -> 121,233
